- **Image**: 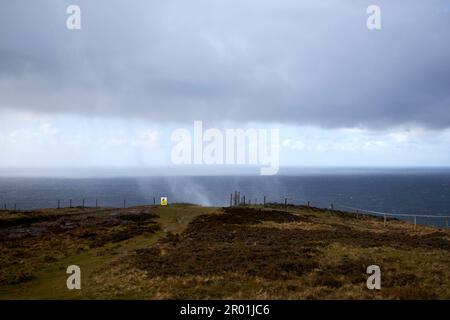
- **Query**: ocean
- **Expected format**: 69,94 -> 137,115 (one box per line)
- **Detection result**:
1,169 -> 450,227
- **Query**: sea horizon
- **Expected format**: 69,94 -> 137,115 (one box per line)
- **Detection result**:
1,168 -> 450,227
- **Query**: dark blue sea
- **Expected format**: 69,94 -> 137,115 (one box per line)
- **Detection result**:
1,169 -> 450,227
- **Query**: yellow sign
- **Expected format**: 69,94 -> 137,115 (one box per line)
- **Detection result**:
160,197 -> 168,206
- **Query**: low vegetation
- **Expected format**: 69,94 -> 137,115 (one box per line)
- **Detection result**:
0,204 -> 449,299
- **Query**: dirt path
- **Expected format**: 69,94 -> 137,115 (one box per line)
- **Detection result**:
1,205 -> 449,299
0,205 -> 217,299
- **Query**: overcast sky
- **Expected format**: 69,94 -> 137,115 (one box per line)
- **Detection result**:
1,1 -> 450,171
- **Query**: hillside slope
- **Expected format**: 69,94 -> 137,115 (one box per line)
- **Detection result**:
0,205 -> 449,299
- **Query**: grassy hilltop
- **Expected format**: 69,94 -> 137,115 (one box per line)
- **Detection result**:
0,204 -> 449,299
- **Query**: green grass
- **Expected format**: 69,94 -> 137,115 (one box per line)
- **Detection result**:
1,204 -> 449,299
0,205 -> 217,299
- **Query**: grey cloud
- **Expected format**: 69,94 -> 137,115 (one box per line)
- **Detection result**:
0,0 -> 450,128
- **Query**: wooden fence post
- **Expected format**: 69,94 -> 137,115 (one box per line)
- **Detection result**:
230,193 -> 233,207
153,197 -> 156,205
82,199 -> 85,208
414,216 -> 417,231
284,198 -> 288,207
307,201 -> 310,208
263,196 -> 266,206
243,196 -> 246,206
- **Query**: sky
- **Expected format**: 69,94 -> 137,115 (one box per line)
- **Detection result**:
1,0 -> 450,172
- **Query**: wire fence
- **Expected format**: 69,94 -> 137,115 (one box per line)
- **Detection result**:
334,204 -> 450,229
2,192 -> 450,229
0,197 -> 161,211
227,191 -> 450,229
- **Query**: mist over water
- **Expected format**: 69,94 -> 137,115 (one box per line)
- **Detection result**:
1,170 -> 450,227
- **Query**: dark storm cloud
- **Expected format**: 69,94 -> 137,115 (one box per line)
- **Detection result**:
0,0 -> 449,128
